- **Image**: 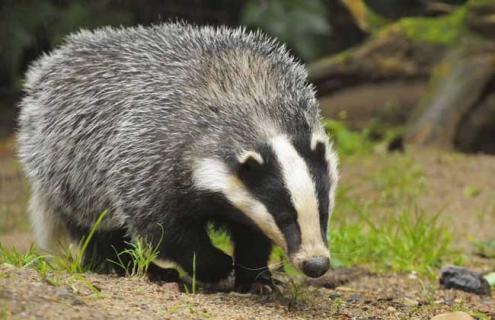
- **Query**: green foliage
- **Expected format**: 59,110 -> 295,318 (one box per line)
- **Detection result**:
372,155 -> 425,203
110,237 -> 161,277
397,7 -> 467,45
241,0 -> 330,61
0,305 -> 9,320
52,210 -> 108,274
192,253 -> 197,294
473,239 -> 495,259
323,119 -> 373,156
329,150 -> 461,276
463,186 -> 481,198
207,224 -> 232,255
330,208 -> 457,276
0,244 -> 45,269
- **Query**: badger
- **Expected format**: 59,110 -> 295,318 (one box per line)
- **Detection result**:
17,23 -> 338,292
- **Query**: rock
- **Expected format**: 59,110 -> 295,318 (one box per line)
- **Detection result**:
430,311 -> 474,320
53,287 -> 73,299
439,265 -> 491,296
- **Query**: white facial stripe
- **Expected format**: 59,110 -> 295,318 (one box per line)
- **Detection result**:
270,135 -> 329,261
311,132 -> 339,214
192,158 -> 287,250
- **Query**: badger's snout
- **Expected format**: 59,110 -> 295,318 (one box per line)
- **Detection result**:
302,256 -> 330,278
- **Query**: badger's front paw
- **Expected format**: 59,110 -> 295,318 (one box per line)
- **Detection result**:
234,270 -> 278,294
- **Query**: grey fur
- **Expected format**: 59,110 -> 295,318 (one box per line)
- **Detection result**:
17,23 -> 337,256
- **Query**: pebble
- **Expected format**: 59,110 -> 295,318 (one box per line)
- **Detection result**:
439,265 -> 491,296
430,311 -> 474,320
54,287 -> 72,299
348,294 -> 361,303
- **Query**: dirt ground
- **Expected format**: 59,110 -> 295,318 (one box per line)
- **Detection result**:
1,137 -> 495,319
1,263 -> 494,320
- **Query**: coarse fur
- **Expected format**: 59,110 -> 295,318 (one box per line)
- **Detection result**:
17,23 -> 338,291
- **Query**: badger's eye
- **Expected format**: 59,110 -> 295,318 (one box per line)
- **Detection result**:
241,156 -> 261,173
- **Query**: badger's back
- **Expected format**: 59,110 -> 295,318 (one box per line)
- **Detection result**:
18,23 -> 322,226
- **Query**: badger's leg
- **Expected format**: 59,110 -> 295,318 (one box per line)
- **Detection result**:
229,224 -> 273,293
29,191 -> 70,254
65,223 -> 133,275
160,224 -> 233,284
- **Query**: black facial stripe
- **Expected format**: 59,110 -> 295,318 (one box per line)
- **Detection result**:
233,143 -> 301,255
292,135 -> 331,243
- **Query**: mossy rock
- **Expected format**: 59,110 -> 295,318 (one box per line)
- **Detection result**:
466,0 -> 495,39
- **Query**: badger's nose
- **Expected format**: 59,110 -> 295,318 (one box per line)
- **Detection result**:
302,256 -> 330,278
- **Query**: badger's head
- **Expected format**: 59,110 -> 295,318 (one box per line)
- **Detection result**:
192,133 -> 338,278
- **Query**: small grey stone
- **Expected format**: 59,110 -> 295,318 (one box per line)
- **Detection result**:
54,287 -> 73,299
439,265 -> 491,296
348,294 -> 361,303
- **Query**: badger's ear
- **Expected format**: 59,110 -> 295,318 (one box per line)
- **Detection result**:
311,134 -> 327,158
237,151 -> 264,173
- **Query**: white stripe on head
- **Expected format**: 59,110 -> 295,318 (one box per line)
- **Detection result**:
192,158 -> 287,250
311,131 -> 339,214
270,135 -> 329,266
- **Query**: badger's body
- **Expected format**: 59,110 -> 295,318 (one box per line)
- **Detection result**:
18,23 -> 338,291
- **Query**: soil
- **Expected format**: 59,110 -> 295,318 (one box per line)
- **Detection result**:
1,264 -> 494,319
1,138 -> 495,319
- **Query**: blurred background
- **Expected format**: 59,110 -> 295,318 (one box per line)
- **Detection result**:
1,0 -> 495,153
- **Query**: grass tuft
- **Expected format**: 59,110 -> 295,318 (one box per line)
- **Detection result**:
52,210 -> 108,274
330,207 -> 460,276
110,236 -> 161,277
0,244 -> 46,269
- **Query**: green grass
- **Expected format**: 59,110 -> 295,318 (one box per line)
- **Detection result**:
0,305 -> 9,320
110,237 -> 161,277
324,119 -> 373,156
372,154 -> 426,204
330,207 -> 459,276
473,239 -> 495,259
0,244 -> 46,269
325,124 -> 460,275
51,210 -> 108,274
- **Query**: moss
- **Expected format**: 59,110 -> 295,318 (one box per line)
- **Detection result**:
397,7 -> 467,45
